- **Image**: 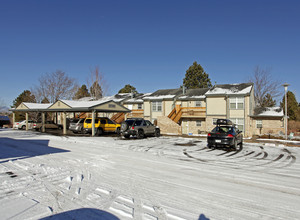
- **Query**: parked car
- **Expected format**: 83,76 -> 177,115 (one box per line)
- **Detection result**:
15,120 -> 35,130
83,117 -> 121,135
120,118 -> 160,139
69,118 -> 85,134
33,121 -> 63,131
0,116 -> 10,128
207,119 -> 243,150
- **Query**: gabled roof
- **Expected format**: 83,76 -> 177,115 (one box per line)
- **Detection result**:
143,88 -> 182,100
178,88 -> 210,100
252,107 -> 284,118
124,93 -> 152,103
19,102 -> 52,110
206,83 -> 253,96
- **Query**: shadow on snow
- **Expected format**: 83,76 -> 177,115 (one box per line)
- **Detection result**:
0,137 -> 69,163
40,208 -> 120,220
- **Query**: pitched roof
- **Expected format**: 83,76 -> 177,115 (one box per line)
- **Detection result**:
178,88 -> 209,100
143,88 -> 182,100
23,103 -> 52,109
124,93 -> 152,103
252,107 -> 284,117
206,83 -> 253,96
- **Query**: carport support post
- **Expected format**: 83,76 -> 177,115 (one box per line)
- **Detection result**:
42,112 -> 45,132
63,112 -> 67,135
13,112 -> 15,129
25,112 -> 28,131
92,110 -> 95,137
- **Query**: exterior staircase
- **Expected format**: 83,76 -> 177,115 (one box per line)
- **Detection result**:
111,112 -> 125,124
168,105 -> 183,123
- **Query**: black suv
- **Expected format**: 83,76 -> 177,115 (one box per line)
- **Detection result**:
120,118 -> 160,139
207,119 -> 243,150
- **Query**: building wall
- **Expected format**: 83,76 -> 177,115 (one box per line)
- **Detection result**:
251,118 -> 284,135
206,97 -> 226,115
181,118 -> 206,135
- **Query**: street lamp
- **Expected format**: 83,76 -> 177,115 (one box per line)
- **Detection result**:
282,83 -> 289,140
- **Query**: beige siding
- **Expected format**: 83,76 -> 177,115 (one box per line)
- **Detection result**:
49,101 -> 71,109
182,119 -> 206,135
229,110 -> 244,118
16,103 -> 29,110
252,118 -> 284,135
206,97 -> 226,115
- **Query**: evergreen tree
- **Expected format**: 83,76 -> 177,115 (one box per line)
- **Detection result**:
280,91 -> 299,121
90,81 -> 103,99
118,84 -> 137,94
183,62 -> 212,89
73,85 -> 90,100
12,90 -> 36,121
12,90 -> 36,108
262,93 -> 276,107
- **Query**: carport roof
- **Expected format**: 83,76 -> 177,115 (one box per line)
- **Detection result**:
13,99 -> 130,113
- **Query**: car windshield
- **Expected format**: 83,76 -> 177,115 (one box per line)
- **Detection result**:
125,120 -> 135,126
212,126 -> 233,133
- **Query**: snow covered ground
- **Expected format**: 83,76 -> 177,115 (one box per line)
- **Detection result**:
0,129 -> 300,220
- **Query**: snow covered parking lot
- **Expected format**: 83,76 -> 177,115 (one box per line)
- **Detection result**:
0,129 -> 300,220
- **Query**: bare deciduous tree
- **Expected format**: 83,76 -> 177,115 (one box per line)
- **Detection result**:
87,66 -> 109,100
249,66 -> 282,107
32,70 -> 78,103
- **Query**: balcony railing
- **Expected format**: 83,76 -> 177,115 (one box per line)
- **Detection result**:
127,109 -> 144,118
168,106 -> 206,123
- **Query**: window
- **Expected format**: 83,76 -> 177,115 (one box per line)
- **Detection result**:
256,120 -> 262,128
195,101 -> 202,107
230,97 -> 244,110
138,104 -> 143,109
152,101 -> 162,112
196,120 -> 202,126
213,118 -> 218,125
230,118 -> 244,131
127,104 -> 133,110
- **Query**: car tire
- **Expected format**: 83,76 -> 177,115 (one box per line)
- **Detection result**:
22,125 -> 26,130
154,129 -> 160,137
124,134 -> 130,139
96,128 -> 103,136
137,129 -> 144,139
116,127 -> 120,135
232,139 -> 237,150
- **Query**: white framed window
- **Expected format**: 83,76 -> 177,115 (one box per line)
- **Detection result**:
230,97 -> 244,110
196,120 -> 202,126
152,101 -> 162,112
213,118 -> 218,125
195,101 -> 202,107
138,103 -> 143,109
256,120 -> 262,128
127,104 -> 133,110
230,118 -> 244,131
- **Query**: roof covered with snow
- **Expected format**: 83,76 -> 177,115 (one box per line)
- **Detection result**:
23,103 -> 52,109
124,93 -> 152,103
206,83 -> 253,96
253,107 -> 284,117
178,88 -> 209,100
143,89 -> 182,100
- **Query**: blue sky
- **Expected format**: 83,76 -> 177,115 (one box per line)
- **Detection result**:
1,0 -> 299,107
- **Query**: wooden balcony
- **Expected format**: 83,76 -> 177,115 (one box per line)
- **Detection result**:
180,107 -> 206,118
168,106 -> 206,123
127,109 -> 144,118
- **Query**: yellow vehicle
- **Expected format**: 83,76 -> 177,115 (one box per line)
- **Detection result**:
83,117 -> 121,135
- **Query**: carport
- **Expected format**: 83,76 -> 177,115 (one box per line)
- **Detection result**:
12,100 -> 130,136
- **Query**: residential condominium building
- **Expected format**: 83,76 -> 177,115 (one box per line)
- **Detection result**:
122,83 -> 283,138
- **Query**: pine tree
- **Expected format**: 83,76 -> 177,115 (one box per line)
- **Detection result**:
73,85 -> 90,100
183,62 -> 212,89
262,93 -> 276,107
118,84 -> 137,94
12,90 -> 36,121
90,82 -> 103,99
280,91 -> 299,120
